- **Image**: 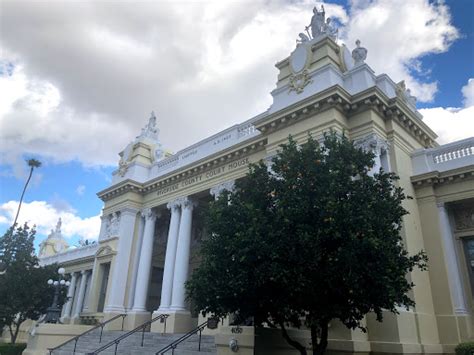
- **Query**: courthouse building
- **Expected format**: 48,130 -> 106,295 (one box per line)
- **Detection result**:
29,10 -> 474,354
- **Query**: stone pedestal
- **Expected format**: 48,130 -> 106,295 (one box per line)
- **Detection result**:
23,323 -> 93,355
215,326 -> 254,355
150,310 -> 193,334
125,311 -> 151,330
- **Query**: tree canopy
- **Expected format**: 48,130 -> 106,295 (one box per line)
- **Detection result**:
186,132 -> 427,355
0,223 -> 64,344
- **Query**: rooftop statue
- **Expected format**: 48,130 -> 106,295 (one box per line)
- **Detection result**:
322,18 -> 338,39
55,217 -> 62,235
309,5 -> 325,39
138,111 -> 160,141
352,39 -> 368,66
299,4 -> 338,44
118,111 -> 167,177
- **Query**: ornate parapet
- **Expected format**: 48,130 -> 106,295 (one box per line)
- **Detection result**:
412,137 -> 474,176
39,244 -> 98,266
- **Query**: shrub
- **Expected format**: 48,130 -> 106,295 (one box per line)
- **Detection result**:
0,343 -> 27,355
455,342 -> 474,355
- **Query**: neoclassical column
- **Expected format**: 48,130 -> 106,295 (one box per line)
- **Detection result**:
131,208 -> 158,312
437,202 -> 467,314
157,198 -> 182,312
104,207 -> 139,314
73,270 -> 89,318
170,197 -> 196,311
127,214 -> 145,310
62,272 -> 78,319
210,180 -> 235,201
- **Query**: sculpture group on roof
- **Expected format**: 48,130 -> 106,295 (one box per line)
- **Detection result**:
298,4 -> 338,43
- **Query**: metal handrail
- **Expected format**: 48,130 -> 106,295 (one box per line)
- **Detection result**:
49,313 -> 127,354
156,320 -> 210,354
87,313 -> 169,355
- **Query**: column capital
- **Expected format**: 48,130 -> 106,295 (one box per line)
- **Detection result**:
141,208 -> 159,221
180,197 -> 197,210
354,133 -> 389,154
167,197 -> 184,212
210,180 -> 235,199
436,201 -> 446,209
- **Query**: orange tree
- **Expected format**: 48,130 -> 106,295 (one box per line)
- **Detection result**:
0,223 -> 65,344
186,133 -> 427,355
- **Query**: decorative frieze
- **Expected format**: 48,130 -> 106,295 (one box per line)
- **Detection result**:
105,212 -> 120,238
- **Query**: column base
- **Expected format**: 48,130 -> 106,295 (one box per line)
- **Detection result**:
70,316 -> 82,325
59,316 -> 71,324
124,311 -> 151,330
150,310 -> 193,334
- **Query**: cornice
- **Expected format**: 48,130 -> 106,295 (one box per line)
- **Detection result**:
98,137 -> 267,202
411,165 -> 474,188
254,85 -> 437,149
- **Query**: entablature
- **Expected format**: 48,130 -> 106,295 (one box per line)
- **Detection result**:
98,136 -> 267,202
411,165 -> 474,189
255,85 -> 437,148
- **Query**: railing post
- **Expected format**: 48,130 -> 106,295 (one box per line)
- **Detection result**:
164,316 -> 167,335
99,325 -> 104,343
121,315 -> 125,331
141,326 -> 145,347
198,328 -> 202,351
114,341 -> 119,355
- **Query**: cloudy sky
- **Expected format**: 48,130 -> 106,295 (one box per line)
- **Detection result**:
0,0 -> 473,250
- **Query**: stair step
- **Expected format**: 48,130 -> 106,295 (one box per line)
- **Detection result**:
51,330 -> 217,355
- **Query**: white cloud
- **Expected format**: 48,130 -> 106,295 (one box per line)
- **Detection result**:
0,200 -> 100,241
343,0 -> 458,102
0,0 -> 460,169
421,106 -> 474,144
462,78 -> 474,107
76,184 -> 86,196
421,78 -> 474,144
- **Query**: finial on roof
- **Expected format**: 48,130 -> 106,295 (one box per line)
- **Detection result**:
352,39 -> 368,66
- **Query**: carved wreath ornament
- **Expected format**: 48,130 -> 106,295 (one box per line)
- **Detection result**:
289,70 -> 312,94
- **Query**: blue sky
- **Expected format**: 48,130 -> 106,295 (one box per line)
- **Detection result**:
0,0 -> 473,252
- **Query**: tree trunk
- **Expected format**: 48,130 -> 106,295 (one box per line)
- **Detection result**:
12,166 -> 34,228
9,319 -> 24,344
279,321 -> 307,355
311,321 -> 329,355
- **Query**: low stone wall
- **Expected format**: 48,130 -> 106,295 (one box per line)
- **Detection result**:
23,323 -> 92,355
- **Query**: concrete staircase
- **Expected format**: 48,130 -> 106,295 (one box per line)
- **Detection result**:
51,329 -> 217,355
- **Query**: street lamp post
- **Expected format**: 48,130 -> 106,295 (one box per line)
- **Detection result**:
44,267 -> 70,324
